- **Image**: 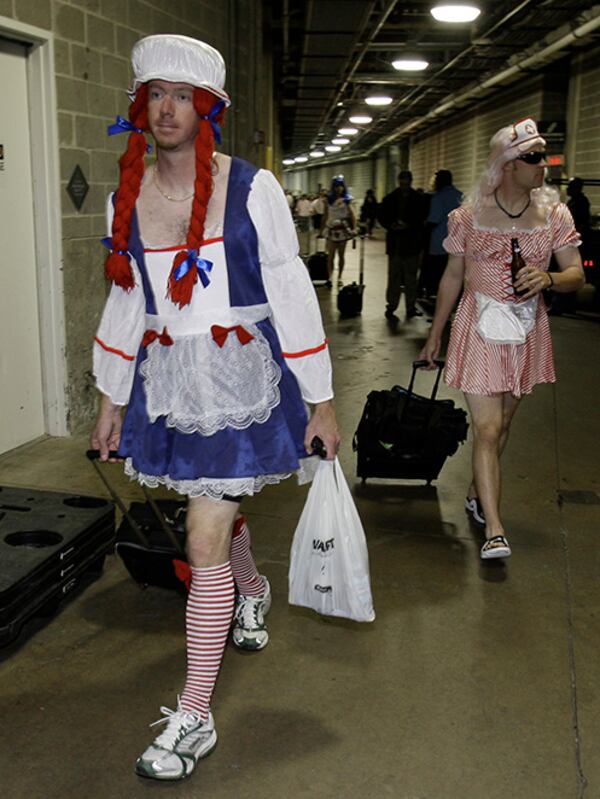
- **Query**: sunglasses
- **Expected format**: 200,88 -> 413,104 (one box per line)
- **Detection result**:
516,151 -> 547,165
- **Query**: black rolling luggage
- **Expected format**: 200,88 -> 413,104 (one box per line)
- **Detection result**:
308,252 -> 329,282
87,451 -> 189,594
307,237 -> 329,283
353,360 -> 469,484
0,484 -> 115,647
337,233 -> 365,317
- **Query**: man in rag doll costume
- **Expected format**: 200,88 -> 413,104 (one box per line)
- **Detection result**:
90,34 -> 339,781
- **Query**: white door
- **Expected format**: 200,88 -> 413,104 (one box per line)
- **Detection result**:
0,38 -> 45,454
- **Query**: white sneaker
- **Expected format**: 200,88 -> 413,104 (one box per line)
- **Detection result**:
135,702 -> 217,781
465,496 -> 485,525
232,576 -> 271,651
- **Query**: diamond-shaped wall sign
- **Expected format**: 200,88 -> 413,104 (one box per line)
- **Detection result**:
66,164 -> 89,211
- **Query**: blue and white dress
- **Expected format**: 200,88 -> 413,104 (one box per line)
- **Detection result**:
93,156 -> 333,499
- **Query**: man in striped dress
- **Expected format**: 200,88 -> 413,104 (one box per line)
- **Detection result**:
420,118 -> 584,560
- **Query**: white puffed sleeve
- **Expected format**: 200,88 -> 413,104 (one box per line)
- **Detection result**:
247,170 -> 333,404
92,195 -> 145,405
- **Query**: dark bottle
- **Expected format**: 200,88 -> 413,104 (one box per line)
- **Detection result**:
510,237 -> 527,296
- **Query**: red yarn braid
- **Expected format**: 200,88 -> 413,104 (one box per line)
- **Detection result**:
167,88 -> 226,308
105,85 -> 149,291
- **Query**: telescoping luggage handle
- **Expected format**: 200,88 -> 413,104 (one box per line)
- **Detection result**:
85,450 -> 186,556
352,227 -> 366,285
406,359 -> 445,401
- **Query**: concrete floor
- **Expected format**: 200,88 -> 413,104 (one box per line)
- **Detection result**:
1,233 -> 599,799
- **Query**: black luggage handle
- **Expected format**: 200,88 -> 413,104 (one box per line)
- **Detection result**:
86,450 -> 185,556
407,360 -> 445,402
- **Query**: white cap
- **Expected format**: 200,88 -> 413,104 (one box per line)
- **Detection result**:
479,116 -> 546,196
129,34 -> 230,106
505,117 -> 545,155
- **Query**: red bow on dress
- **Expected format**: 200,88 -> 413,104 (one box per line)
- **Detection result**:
210,324 -> 254,348
141,327 -> 173,348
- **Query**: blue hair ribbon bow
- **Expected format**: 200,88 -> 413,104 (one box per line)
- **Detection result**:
174,249 -> 213,288
107,116 -> 152,152
201,100 -> 226,144
101,236 -> 129,256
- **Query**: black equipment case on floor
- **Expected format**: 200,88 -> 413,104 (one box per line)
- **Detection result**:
353,360 -> 469,484
337,233 -> 365,317
87,451 -> 188,594
0,484 -> 115,647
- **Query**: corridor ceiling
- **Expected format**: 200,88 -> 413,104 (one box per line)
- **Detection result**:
269,0 -> 600,162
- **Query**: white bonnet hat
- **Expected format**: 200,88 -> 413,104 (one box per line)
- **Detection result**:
129,34 -> 231,106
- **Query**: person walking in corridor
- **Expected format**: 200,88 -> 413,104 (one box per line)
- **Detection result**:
378,170 -> 428,320
320,175 -> 356,288
420,118 -> 584,559
422,169 -> 462,300
360,188 -> 378,237
90,33 -> 339,781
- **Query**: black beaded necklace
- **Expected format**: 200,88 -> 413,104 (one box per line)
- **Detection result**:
494,190 -> 531,219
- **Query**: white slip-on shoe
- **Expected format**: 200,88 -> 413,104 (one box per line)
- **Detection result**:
480,535 -> 511,560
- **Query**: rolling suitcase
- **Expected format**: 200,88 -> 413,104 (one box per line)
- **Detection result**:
86,450 -> 190,594
307,237 -> 329,283
352,360 -> 469,484
0,483 -> 115,647
337,233 -> 365,317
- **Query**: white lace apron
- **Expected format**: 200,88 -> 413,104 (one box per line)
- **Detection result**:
140,307 -> 282,435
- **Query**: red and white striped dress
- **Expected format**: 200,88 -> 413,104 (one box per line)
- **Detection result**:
443,202 -> 580,397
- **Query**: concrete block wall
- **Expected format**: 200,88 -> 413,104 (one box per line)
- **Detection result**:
282,78 -> 545,206
1,0 -> 274,433
568,46 -> 600,212
283,157 -> 377,204
409,80 -> 545,199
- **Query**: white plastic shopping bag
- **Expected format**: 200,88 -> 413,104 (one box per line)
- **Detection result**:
288,458 -> 375,622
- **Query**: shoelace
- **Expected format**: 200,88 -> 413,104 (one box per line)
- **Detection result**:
150,702 -> 201,750
236,596 -> 264,630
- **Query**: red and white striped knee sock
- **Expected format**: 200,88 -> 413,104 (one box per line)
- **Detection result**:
179,562 -> 235,722
229,516 -> 265,597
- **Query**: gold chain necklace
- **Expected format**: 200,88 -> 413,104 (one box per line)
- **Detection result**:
153,164 -> 194,202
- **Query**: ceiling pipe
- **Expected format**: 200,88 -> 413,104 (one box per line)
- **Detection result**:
284,4 -> 600,171
314,0 -> 537,156
321,0 -> 398,131
366,5 -> 600,154
283,0 -> 289,63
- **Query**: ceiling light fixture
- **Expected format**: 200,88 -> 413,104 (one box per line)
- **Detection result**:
348,114 -> 373,125
282,158 -> 295,165
325,145 -> 342,153
392,58 -> 429,71
338,127 -> 358,135
309,150 -> 325,158
294,156 -> 308,163
332,137 -> 350,145
430,4 -> 481,22
365,95 -> 393,106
